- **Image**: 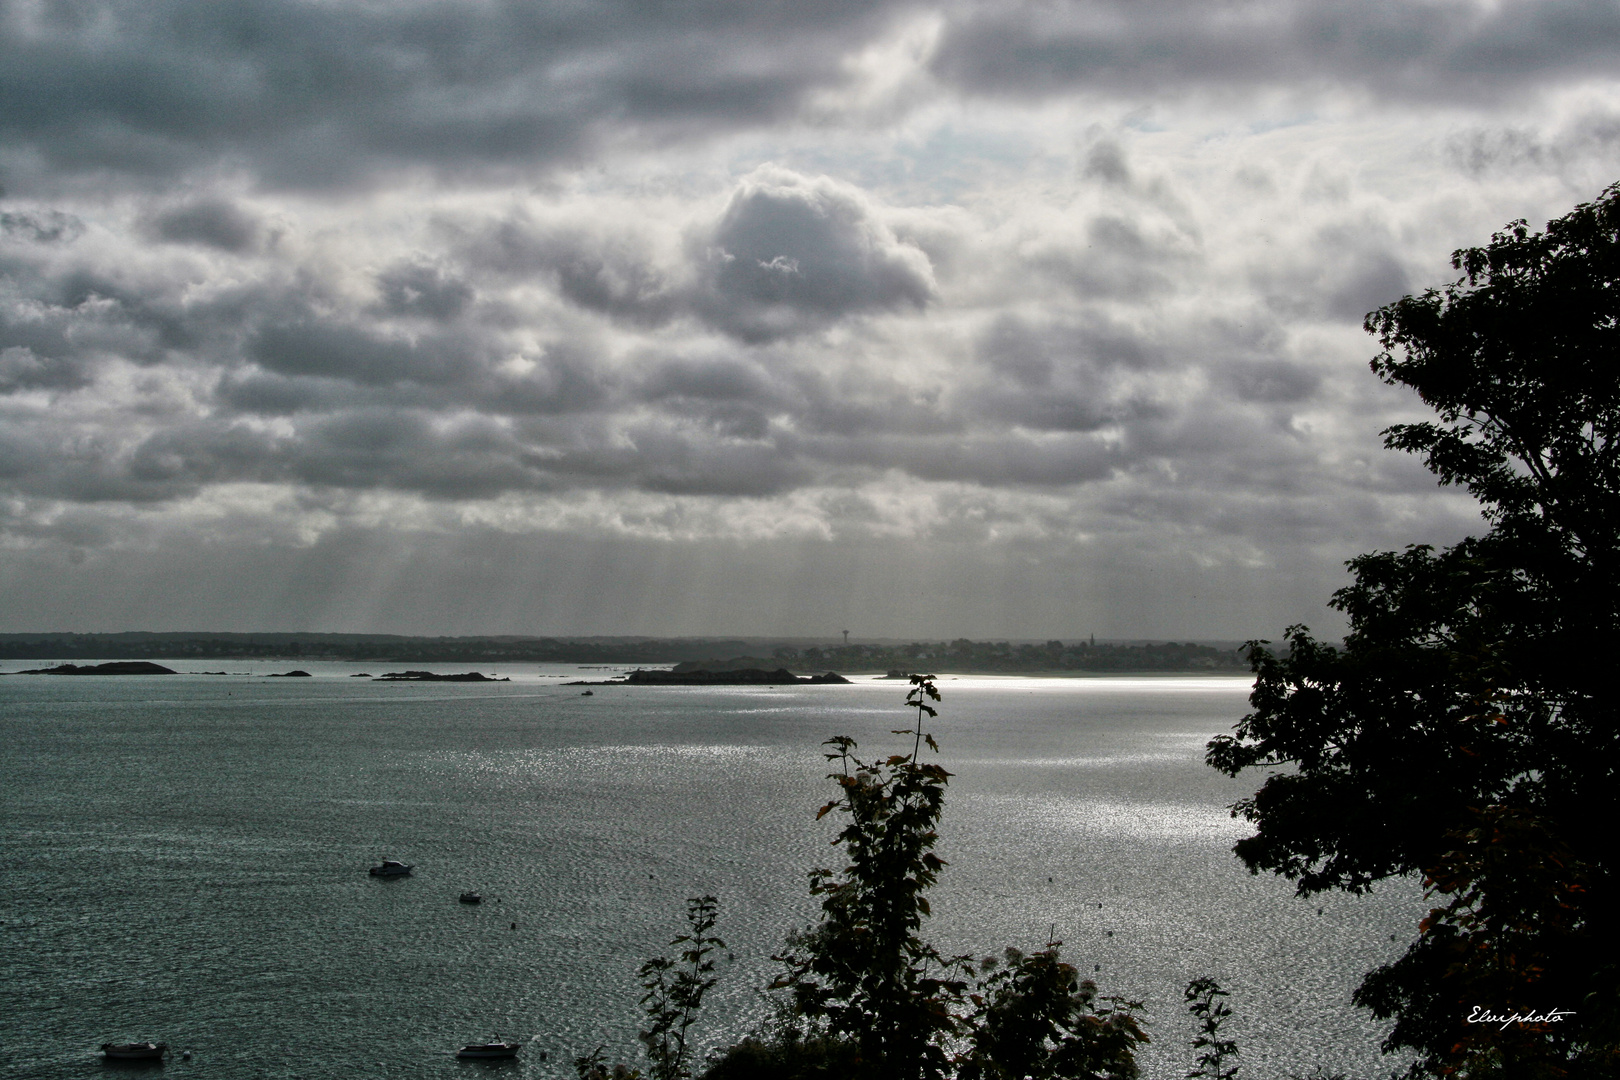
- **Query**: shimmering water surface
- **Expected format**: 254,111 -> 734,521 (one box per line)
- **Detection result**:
0,663 -> 1420,1079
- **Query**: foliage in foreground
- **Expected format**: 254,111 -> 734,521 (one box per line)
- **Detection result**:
582,676 -> 1151,1080
1208,183 -> 1620,1077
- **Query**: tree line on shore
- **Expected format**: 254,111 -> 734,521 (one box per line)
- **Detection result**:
0,633 -> 1245,672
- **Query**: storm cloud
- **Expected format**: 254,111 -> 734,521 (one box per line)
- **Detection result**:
0,0 -> 1615,637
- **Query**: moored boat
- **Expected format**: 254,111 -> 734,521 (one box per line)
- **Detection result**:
100,1042 -> 166,1061
456,1041 -> 520,1059
369,859 -> 413,877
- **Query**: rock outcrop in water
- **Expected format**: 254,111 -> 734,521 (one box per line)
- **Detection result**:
374,670 -> 510,682
15,661 -> 178,675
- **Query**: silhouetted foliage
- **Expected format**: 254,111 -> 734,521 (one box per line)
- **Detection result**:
698,1034 -> 863,1080
672,676 -> 1151,1080
640,895 -> 725,1080
771,675 -> 969,1080
1183,977 -> 1238,1080
957,944 -> 1148,1080
1208,184 -> 1620,1077
741,675 -> 1148,1080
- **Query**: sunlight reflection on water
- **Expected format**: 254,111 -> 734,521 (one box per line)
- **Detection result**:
1,667 -> 1414,1080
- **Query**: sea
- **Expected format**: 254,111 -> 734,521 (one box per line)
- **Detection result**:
0,661 -> 1422,1079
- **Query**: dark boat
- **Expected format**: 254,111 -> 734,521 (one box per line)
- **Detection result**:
456,1042 -> 521,1059
100,1043 -> 166,1061
369,860 -> 413,877
459,891 -> 482,904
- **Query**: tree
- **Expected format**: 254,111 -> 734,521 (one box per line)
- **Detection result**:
640,895 -> 726,1080
1207,183 -> 1620,1077
771,675 -> 969,1080
958,943 -> 1147,1080
758,675 -> 1149,1080
1183,977 -> 1238,1080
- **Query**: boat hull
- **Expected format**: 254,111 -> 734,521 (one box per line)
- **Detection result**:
456,1043 -> 520,1059
101,1043 -> 166,1061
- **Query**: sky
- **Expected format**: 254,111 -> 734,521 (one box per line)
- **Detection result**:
2,0 -> 1618,640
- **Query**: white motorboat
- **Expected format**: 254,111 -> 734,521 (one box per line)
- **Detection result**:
369,860 -> 413,877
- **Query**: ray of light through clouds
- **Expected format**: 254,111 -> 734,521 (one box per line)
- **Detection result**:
1,0 -> 1618,636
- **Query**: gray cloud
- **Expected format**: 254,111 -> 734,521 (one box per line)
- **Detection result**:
695,169 -> 936,340
148,199 -> 260,252
1,209 -> 85,244
0,0 -> 908,192
0,345 -> 91,394
0,0 -> 1610,636
251,322 -> 482,387
966,315 -> 1159,433
931,0 -> 1620,102
1445,109 -> 1620,179
460,218 -> 679,327
375,261 -> 474,321
1218,359 -> 1320,405
452,168 -> 936,341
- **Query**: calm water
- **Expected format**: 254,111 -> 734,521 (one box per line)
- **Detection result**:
0,663 -> 1419,1079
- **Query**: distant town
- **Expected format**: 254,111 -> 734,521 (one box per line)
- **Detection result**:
0,632 -> 1249,673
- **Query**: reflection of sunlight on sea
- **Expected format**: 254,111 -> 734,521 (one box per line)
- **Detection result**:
954,752 -> 1187,768
423,744 -> 786,777
960,792 -> 1249,843
1,670 -> 1417,1080
932,675 -> 1254,694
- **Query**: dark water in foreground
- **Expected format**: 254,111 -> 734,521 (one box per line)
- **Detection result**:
0,663 -> 1419,1078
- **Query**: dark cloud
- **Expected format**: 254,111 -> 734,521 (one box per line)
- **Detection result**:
695,169 -> 935,340
639,356 -> 782,407
1253,222 -> 1413,324
966,315 -> 1153,433
1083,140 -> 1131,186
250,322 -> 481,387
1,209 -> 85,244
0,0 -> 908,192
12,0 -> 1608,198
1444,110 -> 1620,179
227,329 -> 612,418
290,409 -> 547,498
459,218 -> 678,326
376,261 -> 474,321
931,0 -> 1620,102
148,199 -> 260,252
454,168 -> 936,340
1325,249 -> 1411,323
214,371 -> 366,416
1218,359 -> 1320,405
1029,212 -> 1196,301
0,346 -> 91,394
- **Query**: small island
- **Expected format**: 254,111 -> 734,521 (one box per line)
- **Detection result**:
374,671 -> 510,682
15,661 -> 178,675
570,667 -> 849,686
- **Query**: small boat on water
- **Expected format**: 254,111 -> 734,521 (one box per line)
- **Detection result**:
456,1041 -> 521,1059
459,891 -> 482,904
100,1042 -> 166,1061
369,860 -> 413,877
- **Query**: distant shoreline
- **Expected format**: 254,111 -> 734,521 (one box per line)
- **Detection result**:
0,633 -> 1252,675
0,660 -> 1252,681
